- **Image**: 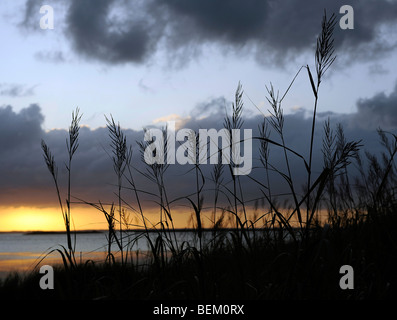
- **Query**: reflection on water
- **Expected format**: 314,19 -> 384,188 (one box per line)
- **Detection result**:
0,229 -> 261,278
0,230 -> 203,278
0,232 -> 114,278
0,251 -> 107,278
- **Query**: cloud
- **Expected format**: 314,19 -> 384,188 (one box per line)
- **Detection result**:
154,0 -> 397,67
0,105 -> 171,207
152,114 -> 191,130
353,82 -> 397,130
34,51 -> 66,63
64,0 -> 161,64
0,104 -> 43,150
0,104 -> 47,204
0,83 -> 36,97
368,63 -> 390,76
20,0 -> 397,67
190,97 -> 228,120
0,89 -> 395,212
20,0 -> 42,30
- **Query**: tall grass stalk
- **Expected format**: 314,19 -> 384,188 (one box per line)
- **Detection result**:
41,107 -> 81,267
258,117 -> 280,239
211,146 -> 224,235
192,131 -> 204,251
266,83 -> 304,232
306,11 -> 337,227
124,155 -> 158,258
223,82 -> 249,245
137,125 -> 178,259
105,115 -> 132,265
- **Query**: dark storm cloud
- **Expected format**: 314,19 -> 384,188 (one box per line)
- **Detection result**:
178,94 -> 395,203
0,105 -> 116,206
0,104 -> 48,205
20,0 -> 397,66
157,0 -> 269,45
155,0 -> 397,67
0,104 -> 43,149
0,104 -> 178,207
64,0 -> 161,64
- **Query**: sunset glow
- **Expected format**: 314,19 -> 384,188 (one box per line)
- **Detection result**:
0,206 -> 199,232
0,206 -> 105,232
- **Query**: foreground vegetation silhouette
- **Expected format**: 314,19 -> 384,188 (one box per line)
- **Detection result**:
1,11 -> 396,300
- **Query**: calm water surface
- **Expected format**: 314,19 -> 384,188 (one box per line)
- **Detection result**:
0,230 -> 203,278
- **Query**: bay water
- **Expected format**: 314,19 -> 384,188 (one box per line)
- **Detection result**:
0,230 -> 203,278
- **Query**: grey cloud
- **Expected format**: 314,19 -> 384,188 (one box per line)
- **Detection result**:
160,104 -> 383,208
368,63 -> 390,76
138,79 -> 155,93
0,104 -> 43,150
0,104 -> 168,207
0,90 -> 395,209
0,83 -> 36,97
190,97 -> 228,120
20,0 -> 397,67
20,0 -> 41,30
34,51 -> 66,63
64,0 -> 161,64
353,82 -> 397,130
20,0 -> 66,31
0,104 -> 47,204
157,0 -> 269,45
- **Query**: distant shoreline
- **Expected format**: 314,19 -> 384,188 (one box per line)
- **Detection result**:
0,227 -> 307,235
22,228 -> 235,235
10,227 -> 278,235
23,230 -> 105,235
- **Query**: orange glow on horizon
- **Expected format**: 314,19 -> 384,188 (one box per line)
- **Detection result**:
0,202 -> 324,232
0,206 -> 109,232
0,205 -> 196,232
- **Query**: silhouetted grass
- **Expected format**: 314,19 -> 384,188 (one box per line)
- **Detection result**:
1,216 -> 396,300
1,11 -> 397,300
40,107 -> 82,269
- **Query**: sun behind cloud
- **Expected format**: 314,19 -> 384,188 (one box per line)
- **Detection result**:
153,113 -> 191,129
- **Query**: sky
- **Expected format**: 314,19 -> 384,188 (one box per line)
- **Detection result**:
0,0 -> 397,231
